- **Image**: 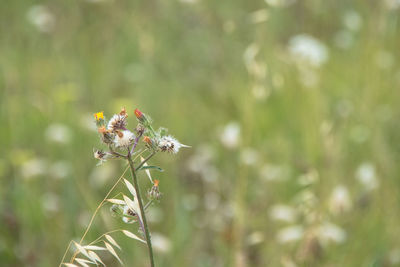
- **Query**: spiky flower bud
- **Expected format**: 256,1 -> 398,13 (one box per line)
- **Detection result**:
148,179 -> 162,200
134,108 -> 143,119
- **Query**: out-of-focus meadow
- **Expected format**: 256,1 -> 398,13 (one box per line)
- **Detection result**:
1,0 -> 400,266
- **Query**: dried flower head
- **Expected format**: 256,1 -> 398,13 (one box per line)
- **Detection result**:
158,135 -> 189,154
107,114 -> 128,132
98,126 -> 115,144
114,130 -> 135,148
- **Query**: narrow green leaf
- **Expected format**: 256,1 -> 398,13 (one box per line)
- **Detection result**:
137,165 -> 164,172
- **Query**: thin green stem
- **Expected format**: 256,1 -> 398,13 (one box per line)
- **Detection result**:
127,152 -> 156,267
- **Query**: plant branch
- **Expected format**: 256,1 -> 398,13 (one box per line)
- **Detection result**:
127,153 -> 156,267
130,131 -> 143,155
136,151 -> 156,171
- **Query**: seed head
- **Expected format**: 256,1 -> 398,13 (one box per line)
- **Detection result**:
158,135 -> 189,154
107,114 -> 128,132
114,130 -> 135,148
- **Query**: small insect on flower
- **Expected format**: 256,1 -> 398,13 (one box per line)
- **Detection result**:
158,135 -> 190,154
114,130 -> 135,148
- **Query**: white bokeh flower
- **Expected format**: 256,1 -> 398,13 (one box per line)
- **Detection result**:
356,162 -> 379,191
45,123 -> 72,144
288,34 -> 329,67
219,122 -> 241,149
276,225 -> 304,244
26,5 -> 55,33
269,204 -> 297,223
329,185 -> 352,215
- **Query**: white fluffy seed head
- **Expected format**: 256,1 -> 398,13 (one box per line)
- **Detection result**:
114,130 -> 135,148
158,135 -> 189,154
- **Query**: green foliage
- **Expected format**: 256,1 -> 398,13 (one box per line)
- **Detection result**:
1,0 -> 400,266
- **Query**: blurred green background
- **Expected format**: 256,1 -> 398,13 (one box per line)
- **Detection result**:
1,0 -> 400,266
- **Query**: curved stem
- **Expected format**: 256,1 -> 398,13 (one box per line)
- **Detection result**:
69,164 -> 130,263
59,240 -> 73,267
127,152 -> 156,267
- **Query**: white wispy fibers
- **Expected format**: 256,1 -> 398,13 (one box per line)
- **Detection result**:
45,123 -> 72,144
113,130 -> 135,148
329,185 -> 352,215
288,34 -> 329,67
356,162 -> 379,191
26,5 -> 55,33
157,135 -> 189,154
21,158 -> 47,179
317,222 -> 347,245
219,122 -> 241,149
269,204 -> 297,223
276,225 -> 304,244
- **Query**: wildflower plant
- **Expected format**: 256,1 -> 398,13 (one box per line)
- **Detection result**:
60,108 -> 188,267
